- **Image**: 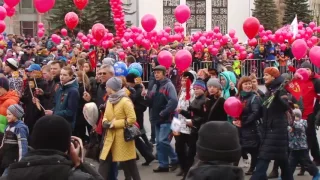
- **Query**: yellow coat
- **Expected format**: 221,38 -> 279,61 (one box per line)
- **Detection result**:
99,97 -> 137,162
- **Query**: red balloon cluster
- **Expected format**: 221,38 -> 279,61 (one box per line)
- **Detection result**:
109,0 -> 126,38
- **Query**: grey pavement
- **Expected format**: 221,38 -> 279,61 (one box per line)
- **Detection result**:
90,85 -> 315,179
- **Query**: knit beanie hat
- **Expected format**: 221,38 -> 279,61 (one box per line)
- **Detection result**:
126,73 -> 138,83
193,78 -> 206,91
7,104 -> 24,119
31,115 -> 72,152
293,109 -> 302,119
106,77 -> 122,92
264,67 -> 280,78
197,121 -> 241,163
83,102 -> 99,127
5,58 -> 19,71
301,61 -> 313,70
206,78 -> 222,89
0,77 -> 9,91
128,68 -> 141,77
102,57 -> 115,66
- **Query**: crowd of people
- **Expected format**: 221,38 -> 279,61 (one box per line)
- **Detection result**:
0,33 -> 318,180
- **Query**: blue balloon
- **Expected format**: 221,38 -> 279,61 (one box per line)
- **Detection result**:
114,62 -> 128,76
129,63 -> 143,76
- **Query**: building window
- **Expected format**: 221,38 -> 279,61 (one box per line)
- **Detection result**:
186,0 -> 206,34
163,0 -> 179,32
0,0 -> 3,6
21,21 -> 37,37
20,0 -> 35,13
212,0 -> 228,35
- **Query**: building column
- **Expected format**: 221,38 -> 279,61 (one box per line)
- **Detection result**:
206,0 -> 212,31
180,0 -> 187,34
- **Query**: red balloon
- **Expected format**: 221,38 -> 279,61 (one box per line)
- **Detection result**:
158,50 -> 172,68
92,23 -> 105,41
0,6 -> 6,20
224,97 -> 243,118
34,0 -> 55,13
118,52 -> 126,60
0,20 -> 5,33
37,30 -> 44,37
3,4 -> 15,17
73,0 -> 88,10
243,17 -> 260,39
248,38 -> 257,46
175,50 -> 192,71
81,36 -> 88,42
101,41 -> 109,49
280,43 -> 286,51
174,5 -> 191,24
4,0 -> 20,8
292,39 -> 308,59
160,37 -> 168,45
64,12 -> 79,30
141,14 -> 157,32
232,37 -> 238,44
61,28 -> 67,36
51,34 -> 61,44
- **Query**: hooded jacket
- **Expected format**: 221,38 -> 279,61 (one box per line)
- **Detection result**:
219,71 -> 237,99
148,78 -> 178,124
53,78 -> 80,127
0,91 -> 20,133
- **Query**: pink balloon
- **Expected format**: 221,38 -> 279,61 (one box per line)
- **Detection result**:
228,29 -> 236,38
239,46 -> 246,52
311,36 -> 318,44
4,4 -> 15,17
51,34 -> 61,44
224,97 -> 243,118
92,23 -> 105,41
81,36 -> 88,42
266,30 -> 272,35
0,6 -> 6,20
294,68 -> 310,81
175,50 -> 192,71
101,41 -> 109,49
141,14 -> 157,32
64,12 -> 79,30
4,0 -> 20,8
309,46 -> 320,68
0,20 -> 5,33
38,22 -> 44,29
160,37 -> 168,45
259,25 -> 264,32
292,39 -> 308,59
118,52 -> 126,60
34,0 -> 55,13
232,37 -> 238,44
164,26 -> 171,33
280,43 -> 286,51
83,42 -> 90,50
77,32 -> 84,38
261,36 -> 268,43
317,27 -> 320,33
222,35 -> 229,44
174,5 -> 191,24
158,50 -> 172,68
234,44 -> 240,51
240,51 -> 248,60
213,26 -> 220,33
61,28 -> 67,36
309,22 -> 316,29
37,30 -> 44,37
248,38 -> 257,46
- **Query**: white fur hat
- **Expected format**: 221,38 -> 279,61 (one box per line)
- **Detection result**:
83,102 -> 99,127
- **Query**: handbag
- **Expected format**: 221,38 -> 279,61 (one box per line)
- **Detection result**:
124,119 -> 141,142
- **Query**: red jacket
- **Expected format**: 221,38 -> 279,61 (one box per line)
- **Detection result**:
299,73 -> 320,119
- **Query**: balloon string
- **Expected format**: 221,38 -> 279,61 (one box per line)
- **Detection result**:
80,10 -> 82,31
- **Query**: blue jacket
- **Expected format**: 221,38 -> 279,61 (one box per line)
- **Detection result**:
148,78 -> 178,124
53,78 -> 80,127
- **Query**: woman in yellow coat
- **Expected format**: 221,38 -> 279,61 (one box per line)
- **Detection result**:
99,77 -> 141,180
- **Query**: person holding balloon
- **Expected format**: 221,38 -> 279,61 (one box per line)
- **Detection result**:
205,78 -> 227,122
233,76 -> 262,175
250,67 -> 293,180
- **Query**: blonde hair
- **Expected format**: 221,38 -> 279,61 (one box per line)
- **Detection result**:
76,71 -> 91,91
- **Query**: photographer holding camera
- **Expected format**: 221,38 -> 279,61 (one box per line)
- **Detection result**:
0,115 -> 103,180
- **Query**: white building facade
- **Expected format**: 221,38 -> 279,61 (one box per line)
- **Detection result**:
132,0 -> 254,42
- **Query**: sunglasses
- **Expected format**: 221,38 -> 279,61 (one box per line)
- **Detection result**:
98,72 -> 107,75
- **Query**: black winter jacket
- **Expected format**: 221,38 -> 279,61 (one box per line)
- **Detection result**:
205,95 -> 227,122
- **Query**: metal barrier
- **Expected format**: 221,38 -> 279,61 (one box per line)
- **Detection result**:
141,59 -> 320,83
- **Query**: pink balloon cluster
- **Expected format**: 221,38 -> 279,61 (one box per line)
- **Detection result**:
37,22 -> 45,38
109,0 -> 126,39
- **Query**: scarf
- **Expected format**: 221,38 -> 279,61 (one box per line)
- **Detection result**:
108,89 -> 127,104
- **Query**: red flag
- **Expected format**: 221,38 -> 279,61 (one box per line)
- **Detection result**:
88,50 -> 97,69
285,79 -> 302,100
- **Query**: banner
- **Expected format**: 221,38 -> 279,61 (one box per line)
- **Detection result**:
285,79 -> 301,100
89,50 -> 97,69
290,14 -> 298,38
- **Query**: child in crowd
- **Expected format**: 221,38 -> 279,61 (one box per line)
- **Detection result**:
288,108 -> 320,179
0,104 -> 29,176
